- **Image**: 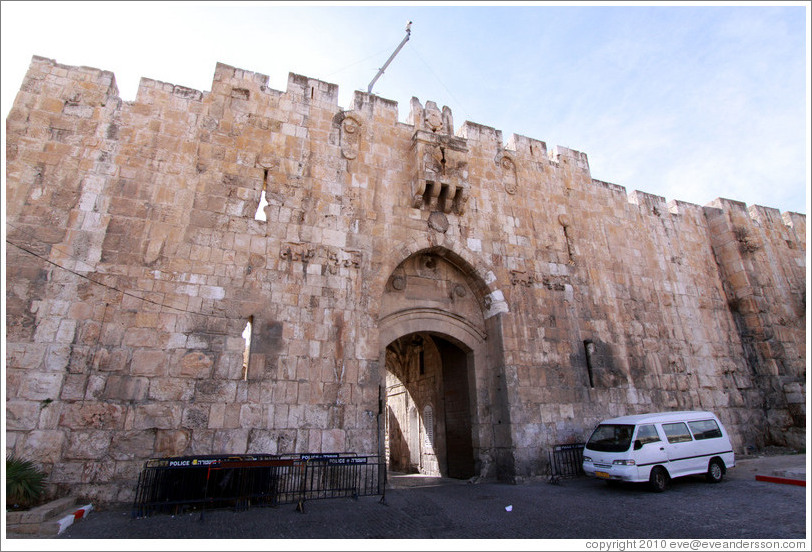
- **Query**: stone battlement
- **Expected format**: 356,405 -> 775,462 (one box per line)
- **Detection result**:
18,55 -> 802,224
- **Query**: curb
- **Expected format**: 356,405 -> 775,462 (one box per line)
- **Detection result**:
754,475 -> 805,487
56,504 -> 94,535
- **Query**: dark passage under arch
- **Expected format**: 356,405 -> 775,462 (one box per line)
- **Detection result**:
384,333 -> 475,479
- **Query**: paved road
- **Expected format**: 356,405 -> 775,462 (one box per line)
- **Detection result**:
57,457 -> 807,541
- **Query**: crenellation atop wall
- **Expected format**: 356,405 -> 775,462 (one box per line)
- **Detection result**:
285,72 -> 340,108
550,145 -> 590,173
20,57 -> 119,114
666,198 -> 703,216
781,211 -> 806,251
628,189 -> 668,214
213,62 -> 270,89
351,90 -> 400,124
505,133 -> 550,163
707,197 -> 749,215
457,120 -> 502,150
747,203 -> 787,228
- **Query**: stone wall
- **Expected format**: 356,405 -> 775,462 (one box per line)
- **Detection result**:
5,56 -> 806,502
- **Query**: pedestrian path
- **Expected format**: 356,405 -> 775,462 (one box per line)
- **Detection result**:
731,453 -> 806,485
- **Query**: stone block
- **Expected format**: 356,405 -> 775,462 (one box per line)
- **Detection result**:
17,371 -> 64,401
195,379 -> 237,403
109,430 -> 157,461
212,429 -> 249,454
130,349 -> 168,377
182,405 -> 210,429
179,351 -> 214,378
64,430 -> 111,459
239,404 -> 263,428
103,375 -> 149,401
133,404 -> 181,430
43,345 -> 71,372
19,430 -> 66,463
6,343 -> 47,370
155,429 -> 191,457
321,429 -> 345,452
122,328 -> 159,348
59,402 -> 126,430
246,430 -> 279,455
6,401 -> 43,430
147,378 -> 194,401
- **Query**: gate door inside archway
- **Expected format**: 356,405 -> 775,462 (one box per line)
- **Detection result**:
384,332 -> 475,479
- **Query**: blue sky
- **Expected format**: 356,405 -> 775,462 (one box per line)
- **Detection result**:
2,1 -> 809,215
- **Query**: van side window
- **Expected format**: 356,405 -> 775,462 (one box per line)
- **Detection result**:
636,424 -> 661,445
662,422 -> 693,443
688,419 -> 723,440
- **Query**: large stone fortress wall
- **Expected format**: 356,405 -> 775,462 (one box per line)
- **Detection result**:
5,56 -> 806,502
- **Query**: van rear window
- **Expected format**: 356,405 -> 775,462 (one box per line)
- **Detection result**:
585,424 -> 634,452
688,419 -> 723,440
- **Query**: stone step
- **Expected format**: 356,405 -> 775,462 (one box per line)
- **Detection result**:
5,496 -> 80,538
5,496 -> 77,524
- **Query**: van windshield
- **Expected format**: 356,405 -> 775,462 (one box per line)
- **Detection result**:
585,424 -> 635,452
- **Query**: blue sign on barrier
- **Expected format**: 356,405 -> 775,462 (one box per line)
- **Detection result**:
300,453 -> 340,461
327,457 -> 368,465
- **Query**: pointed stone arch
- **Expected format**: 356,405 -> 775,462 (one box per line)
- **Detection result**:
377,244 -> 515,481
377,237 -> 509,320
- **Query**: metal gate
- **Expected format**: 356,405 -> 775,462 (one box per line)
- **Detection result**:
548,443 -> 585,484
132,453 -> 386,517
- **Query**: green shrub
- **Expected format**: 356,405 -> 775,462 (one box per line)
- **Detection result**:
6,455 -> 46,509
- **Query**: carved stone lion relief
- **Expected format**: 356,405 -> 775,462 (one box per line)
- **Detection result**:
496,151 -> 518,195
338,112 -> 364,160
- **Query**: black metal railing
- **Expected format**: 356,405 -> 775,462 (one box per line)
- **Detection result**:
132,452 -> 386,518
548,443 -> 585,484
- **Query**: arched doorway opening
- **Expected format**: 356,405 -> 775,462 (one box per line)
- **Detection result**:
377,246 -> 513,481
384,332 -> 475,479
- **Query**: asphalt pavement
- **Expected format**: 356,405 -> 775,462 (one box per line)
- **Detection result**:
32,452 -> 810,544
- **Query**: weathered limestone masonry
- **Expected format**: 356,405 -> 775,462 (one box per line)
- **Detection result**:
5,56 -> 806,503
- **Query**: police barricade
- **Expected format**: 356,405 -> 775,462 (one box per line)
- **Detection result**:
548,443 -> 586,484
132,452 -> 386,518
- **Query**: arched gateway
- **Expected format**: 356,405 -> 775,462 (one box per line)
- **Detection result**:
377,246 -> 515,481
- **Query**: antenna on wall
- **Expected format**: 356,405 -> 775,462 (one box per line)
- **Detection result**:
367,21 -> 412,94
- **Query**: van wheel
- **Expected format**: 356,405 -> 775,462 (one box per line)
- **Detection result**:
649,466 -> 668,492
707,459 -> 724,483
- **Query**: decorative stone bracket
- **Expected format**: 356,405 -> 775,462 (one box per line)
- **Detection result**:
280,242 -> 361,273
408,99 -> 470,215
509,270 -> 571,290
410,130 -> 470,215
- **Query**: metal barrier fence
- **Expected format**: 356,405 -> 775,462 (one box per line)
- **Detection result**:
132,453 -> 386,518
548,443 -> 585,484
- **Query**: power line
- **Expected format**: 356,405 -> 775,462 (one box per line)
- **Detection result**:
5,238 -> 232,322
410,42 -> 471,126
5,221 -> 103,275
323,45 -> 396,79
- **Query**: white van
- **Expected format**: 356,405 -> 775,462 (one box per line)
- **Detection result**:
582,410 -> 735,492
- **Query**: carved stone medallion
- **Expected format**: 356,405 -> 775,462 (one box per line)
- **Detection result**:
428,211 -> 449,233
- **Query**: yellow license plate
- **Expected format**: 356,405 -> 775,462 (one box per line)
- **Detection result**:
596,471 -> 610,479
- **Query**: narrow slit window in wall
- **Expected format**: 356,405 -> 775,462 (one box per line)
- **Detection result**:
419,348 -> 425,375
242,317 -> 253,380
584,340 -> 595,388
254,170 -> 269,221
423,405 -> 434,449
